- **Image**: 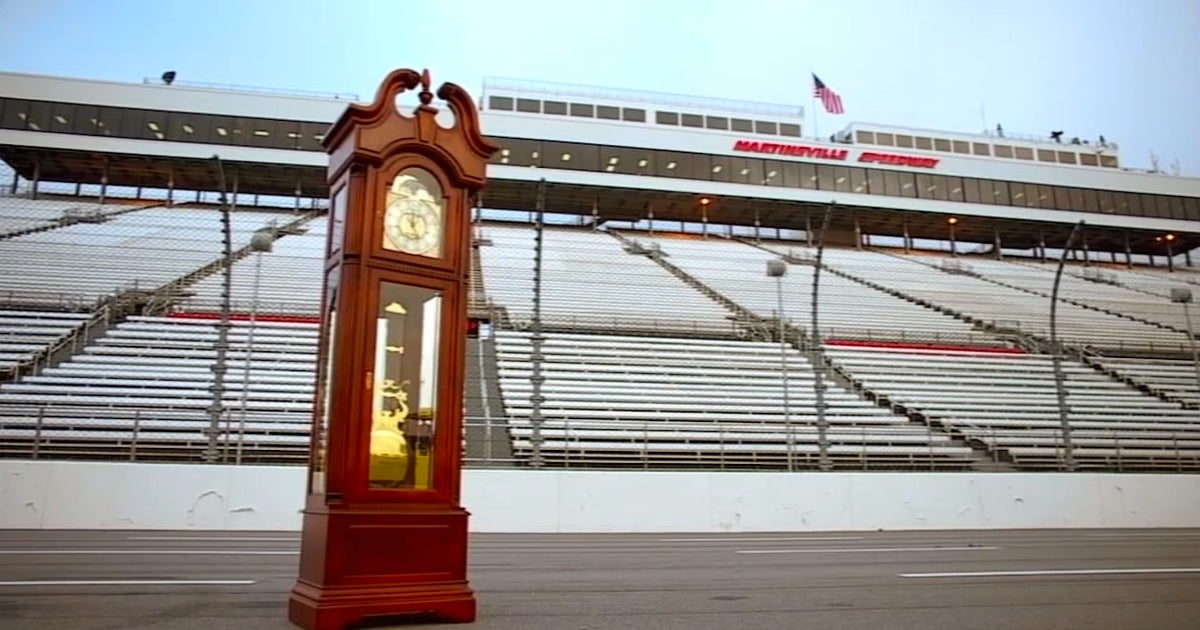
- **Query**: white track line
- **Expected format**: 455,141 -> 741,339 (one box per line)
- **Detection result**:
126,536 -> 298,542
660,536 -> 865,543
738,546 -> 999,555
0,549 -> 298,556
1084,533 -> 1200,538
0,579 -> 257,586
899,567 -> 1200,578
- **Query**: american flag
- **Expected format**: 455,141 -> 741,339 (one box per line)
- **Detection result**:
812,74 -> 844,115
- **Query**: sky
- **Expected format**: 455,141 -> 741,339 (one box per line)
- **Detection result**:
1,0 -> 1198,175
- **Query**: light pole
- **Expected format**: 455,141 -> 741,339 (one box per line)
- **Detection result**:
236,222 -> 275,464
1170,287 -> 1200,396
766,258 -> 793,472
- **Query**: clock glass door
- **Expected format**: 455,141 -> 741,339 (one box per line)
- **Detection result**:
368,280 -> 442,490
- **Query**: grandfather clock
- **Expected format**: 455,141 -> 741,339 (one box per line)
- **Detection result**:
288,68 -> 497,629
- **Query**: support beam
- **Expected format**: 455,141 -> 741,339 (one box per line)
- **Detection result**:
7,168 -> 17,195
647,203 -> 654,237
805,214 -> 813,247
1167,239 -> 1176,272
1039,233 -> 1047,263
1124,232 -> 1133,269
591,198 -> 599,230
993,227 -> 1003,260
1187,250 -> 1194,268
167,172 -> 175,206
1082,235 -> 1091,267
31,158 -> 41,200
753,207 -> 761,243
854,216 -> 862,250
902,220 -> 911,253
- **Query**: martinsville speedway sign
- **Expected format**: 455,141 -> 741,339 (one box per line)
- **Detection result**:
732,140 -> 940,169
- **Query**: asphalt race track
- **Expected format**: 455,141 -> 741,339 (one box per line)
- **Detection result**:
1,529 -> 1199,629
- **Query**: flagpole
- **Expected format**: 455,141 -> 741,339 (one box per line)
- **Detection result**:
810,70 -> 819,139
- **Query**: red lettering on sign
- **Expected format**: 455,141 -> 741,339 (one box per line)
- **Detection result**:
733,140 -> 937,168
857,151 -> 940,169
732,140 -> 849,161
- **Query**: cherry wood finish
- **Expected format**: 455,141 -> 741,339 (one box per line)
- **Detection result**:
288,68 -> 497,630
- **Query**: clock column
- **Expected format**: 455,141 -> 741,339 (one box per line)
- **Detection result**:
288,68 -> 497,630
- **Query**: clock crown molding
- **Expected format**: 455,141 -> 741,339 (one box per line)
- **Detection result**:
324,68 -> 499,188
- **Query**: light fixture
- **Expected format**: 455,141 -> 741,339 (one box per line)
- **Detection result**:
500,157 -> 509,164
287,131 -> 301,139
216,127 -> 228,136
666,161 -> 677,170
740,168 -> 749,176
561,152 -> 571,161
712,165 -> 722,173
501,148 -> 511,157
605,165 -> 615,172
608,157 -> 618,165
54,115 -> 67,125
183,124 -> 195,134
531,150 -> 539,159
637,159 -> 648,167
254,129 -> 269,137
767,170 -> 777,178
147,121 -> 160,132
837,176 -> 847,184
948,217 -> 959,225
699,197 -> 711,206
1166,234 -> 1176,241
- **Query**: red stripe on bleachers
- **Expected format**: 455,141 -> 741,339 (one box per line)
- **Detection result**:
167,311 -> 321,325
823,339 -> 1026,355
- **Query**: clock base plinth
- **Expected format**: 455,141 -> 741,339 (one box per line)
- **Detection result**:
288,505 -> 475,629
288,580 -> 476,629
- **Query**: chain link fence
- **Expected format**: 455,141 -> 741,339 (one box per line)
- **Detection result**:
2,164 -> 1200,472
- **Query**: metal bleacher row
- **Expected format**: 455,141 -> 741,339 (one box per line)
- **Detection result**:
1,205 -> 1199,471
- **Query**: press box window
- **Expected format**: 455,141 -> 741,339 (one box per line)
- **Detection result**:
754,121 -> 777,135
596,105 -> 620,120
779,123 -> 801,137
622,108 -> 646,122
569,103 -> 593,117
516,99 -> 540,113
705,116 -> 729,130
731,118 -> 753,132
488,96 -> 514,111
656,111 -> 679,125
681,113 -> 703,128
543,100 -> 567,115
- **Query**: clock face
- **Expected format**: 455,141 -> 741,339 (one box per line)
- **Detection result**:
382,171 -> 444,258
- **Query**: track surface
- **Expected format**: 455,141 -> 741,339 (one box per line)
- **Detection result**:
2,529 -> 1199,629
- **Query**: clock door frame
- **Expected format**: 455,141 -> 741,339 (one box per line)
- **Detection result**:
346,266 -> 465,506
367,154 -> 466,274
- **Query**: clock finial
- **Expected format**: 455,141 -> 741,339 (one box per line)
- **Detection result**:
418,69 -> 433,106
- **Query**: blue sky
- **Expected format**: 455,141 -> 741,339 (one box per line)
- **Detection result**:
1,0 -> 1198,174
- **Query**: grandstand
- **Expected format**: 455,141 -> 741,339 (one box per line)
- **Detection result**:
1,70 -> 1200,473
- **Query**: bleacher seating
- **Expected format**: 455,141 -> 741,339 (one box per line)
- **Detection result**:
642,234 -> 999,345
824,345 -> 1200,471
0,197 -> 132,238
0,310 -> 92,379
0,206 -> 288,308
830,249 -> 1189,352
1093,355 -> 1200,408
0,315 -> 317,462
477,225 -> 738,335
177,217 -> 326,316
2,215 -> 1199,474
494,330 -> 974,469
